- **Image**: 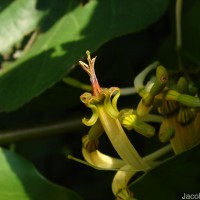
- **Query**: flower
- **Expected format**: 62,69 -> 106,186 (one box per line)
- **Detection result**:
69,52 -> 172,200
79,51 -> 149,170
77,51 -> 157,199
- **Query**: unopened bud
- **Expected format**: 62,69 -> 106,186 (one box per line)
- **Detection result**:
176,77 -> 188,94
159,128 -> 175,142
122,114 -> 155,137
150,66 -> 168,96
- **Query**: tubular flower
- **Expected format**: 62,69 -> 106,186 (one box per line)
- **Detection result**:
79,51 -> 149,170
68,54 -> 174,200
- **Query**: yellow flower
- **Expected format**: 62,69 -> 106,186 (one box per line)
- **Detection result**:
69,52 -> 172,200
79,50 -> 149,170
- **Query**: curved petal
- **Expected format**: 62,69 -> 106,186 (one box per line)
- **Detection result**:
82,103 -> 99,126
98,105 -> 149,170
104,88 -> 120,119
112,164 -> 137,199
82,148 -> 126,170
80,92 -> 92,104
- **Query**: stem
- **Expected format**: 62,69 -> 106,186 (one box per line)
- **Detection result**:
63,77 -> 92,92
0,119 -> 84,144
134,61 -> 159,96
120,87 -> 137,96
144,144 -> 172,162
176,0 -> 183,69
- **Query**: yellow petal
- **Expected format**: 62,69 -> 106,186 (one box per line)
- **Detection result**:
98,105 -> 149,170
112,164 -> 137,199
82,148 -> 126,170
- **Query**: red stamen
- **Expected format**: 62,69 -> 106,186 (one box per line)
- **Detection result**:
79,51 -> 102,96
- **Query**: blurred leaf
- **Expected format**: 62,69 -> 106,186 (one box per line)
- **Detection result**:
0,0 -> 47,54
0,147 -> 82,200
0,0 -> 170,112
130,144 -> 200,200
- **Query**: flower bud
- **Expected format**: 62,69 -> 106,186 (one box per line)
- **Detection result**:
159,127 -> 175,142
149,65 -> 168,97
176,77 -> 188,94
122,114 -> 155,137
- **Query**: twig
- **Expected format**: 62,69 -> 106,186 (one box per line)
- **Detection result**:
0,119 -> 84,144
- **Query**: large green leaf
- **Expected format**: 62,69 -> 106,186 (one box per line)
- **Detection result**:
130,144 -> 200,200
0,147 -> 82,200
0,0 -> 46,54
0,0 -> 170,111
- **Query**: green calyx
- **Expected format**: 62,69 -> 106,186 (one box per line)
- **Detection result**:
121,113 -> 155,137
165,90 -> 200,108
158,99 -> 178,116
80,87 -> 121,126
177,107 -> 196,125
176,77 -> 189,94
82,120 -> 104,152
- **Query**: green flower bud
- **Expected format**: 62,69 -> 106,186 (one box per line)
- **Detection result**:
150,65 -> 168,96
178,94 -> 200,108
82,120 -> 104,152
159,128 -> 175,142
136,99 -> 153,117
166,90 -> 200,108
142,93 -> 154,107
176,77 -> 188,94
122,114 -> 155,137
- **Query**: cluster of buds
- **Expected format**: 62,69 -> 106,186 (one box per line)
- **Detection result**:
69,51 -> 200,200
134,63 -> 200,154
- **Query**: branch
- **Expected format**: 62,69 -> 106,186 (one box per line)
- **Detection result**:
0,119 -> 84,144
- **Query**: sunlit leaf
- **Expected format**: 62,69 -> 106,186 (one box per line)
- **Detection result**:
0,0 -> 170,111
0,0 -> 46,55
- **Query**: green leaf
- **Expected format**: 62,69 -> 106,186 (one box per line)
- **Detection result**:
0,147 -> 82,200
0,0 -> 170,111
130,144 -> 200,200
0,0 -> 46,54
